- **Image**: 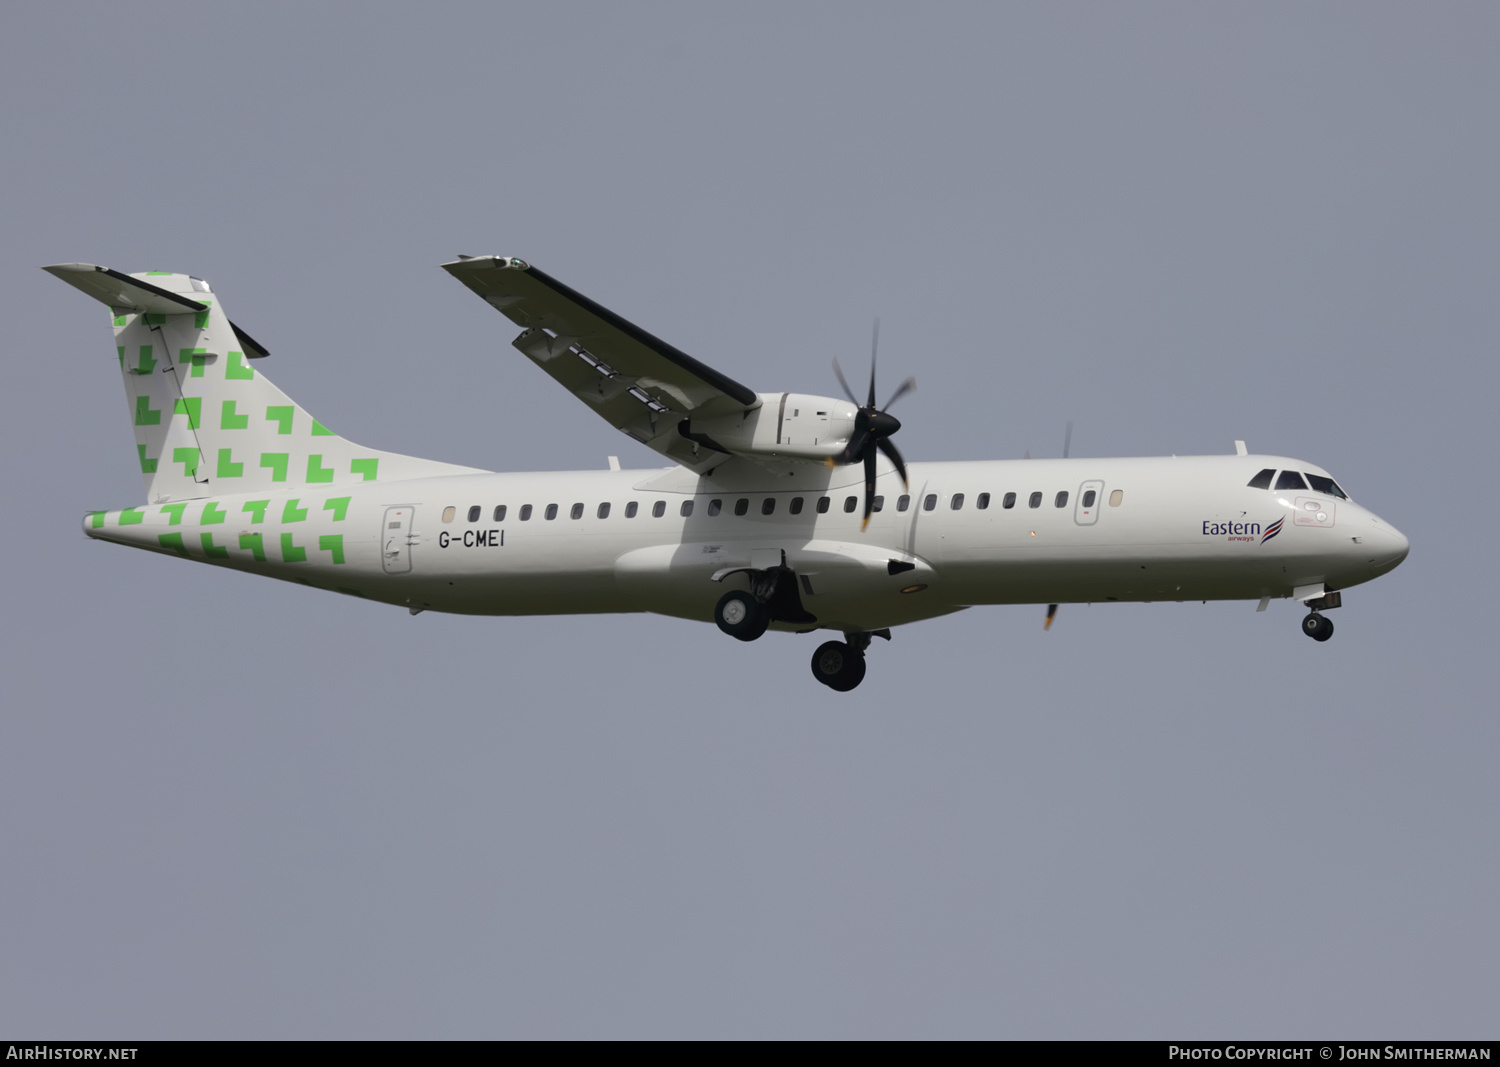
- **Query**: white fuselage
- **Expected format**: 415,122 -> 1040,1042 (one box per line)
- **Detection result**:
84,453 -> 1410,634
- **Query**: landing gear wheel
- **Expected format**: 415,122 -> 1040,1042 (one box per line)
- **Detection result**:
1302,612 -> 1334,642
715,590 -> 770,642
810,640 -> 867,692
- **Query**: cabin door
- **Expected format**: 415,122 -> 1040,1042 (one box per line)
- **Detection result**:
382,506 -> 415,574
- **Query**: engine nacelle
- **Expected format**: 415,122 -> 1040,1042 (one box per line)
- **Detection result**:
686,392 -> 857,460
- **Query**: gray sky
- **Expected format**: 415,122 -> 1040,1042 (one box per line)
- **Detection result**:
2,2 -> 1496,1039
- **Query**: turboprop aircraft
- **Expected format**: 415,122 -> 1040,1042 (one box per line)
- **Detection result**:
49,257 -> 1409,691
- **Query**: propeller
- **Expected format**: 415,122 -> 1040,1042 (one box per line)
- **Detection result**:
1045,423 -> 1073,630
828,319 -> 915,531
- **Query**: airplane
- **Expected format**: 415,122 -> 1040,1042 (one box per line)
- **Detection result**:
47,256 -> 1410,691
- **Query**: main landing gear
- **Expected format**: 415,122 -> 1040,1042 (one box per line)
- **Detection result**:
809,630 -> 888,692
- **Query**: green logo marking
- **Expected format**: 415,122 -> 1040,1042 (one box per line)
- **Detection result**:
318,534 -> 345,565
311,419 -> 335,436
160,502 -> 188,525
280,532 -> 307,563
157,532 -> 190,558
238,532 -> 267,561
220,400 -> 248,429
266,405 -> 294,435
88,511 -> 106,529
201,501 -> 227,525
137,445 -> 157,474
306,454 -> 335,483
173,397 -> 202,429
132,345 -> 157,374
181,349 -> 209,378
322,496 -> 351,521
282,498 -> 308,523
241,500 -> 270,524
171,447 -> 200,477
350,458 -> 379,482
259,453 -> 289,482
201,532 -> 229,558
134,395 -> 162,426
216,448 -> 244,478
225,351 -> 254,380
119,507 -> 144,525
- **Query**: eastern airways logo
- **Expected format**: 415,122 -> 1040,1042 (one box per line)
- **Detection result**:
1201,517 -> 1283,544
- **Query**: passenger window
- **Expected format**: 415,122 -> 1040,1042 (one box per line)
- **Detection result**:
652,500 -> 666,518
1247,468 -> 1276,490
817,497 -> 830,514
1082,490 -> 1096,508
1275,470 -> 1308,491
1055,491 -> 1068,508
951,493 -> 964,510
1109,490 -> 1123,507
597,502 -> 611,519
977,493 -> 990,510
1305,474 -> 1349,500
923,494 -> 937,511
680,500 -> 694,517
843,496 -> 857,513
570,503 -> 584,520
1028,492 -> 1042,509
789,497 -> 804,515
897,494 -> 910,512
734,498 -> 749,516
1003,492 -> 1016,509
762,498 -> 776,515
707,499 -> 722,516
519,504 -> 533,521
544,504 -> 558,520
467,505 -> 481,522
625,501 -> 638,518
493,505 -> 506,522
442,506 -> 456,523
872,496 -> 883,512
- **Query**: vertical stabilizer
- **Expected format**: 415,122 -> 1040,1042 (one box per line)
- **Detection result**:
46,264 -> 484,501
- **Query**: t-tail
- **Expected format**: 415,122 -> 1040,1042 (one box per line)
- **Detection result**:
45,263 -> 480,503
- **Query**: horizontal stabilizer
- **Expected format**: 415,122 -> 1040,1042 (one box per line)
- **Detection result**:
43,263 -> 208,314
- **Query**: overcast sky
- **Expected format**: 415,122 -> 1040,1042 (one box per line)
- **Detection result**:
2,2 -> 1496,1039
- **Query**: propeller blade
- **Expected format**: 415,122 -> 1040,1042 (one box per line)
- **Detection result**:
1063,421 -> 1073,460
840,423 -> 871,466
876,436 -> 908,489
883,376 -> 916,411
859,448 -> 879,530
1044,603 -> 1058,630
867,318 -> 879,408
831,358 -> 859,407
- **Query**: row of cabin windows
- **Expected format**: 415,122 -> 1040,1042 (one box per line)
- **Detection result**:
1246,468 -> 1349,499
442,488 -> 1124,524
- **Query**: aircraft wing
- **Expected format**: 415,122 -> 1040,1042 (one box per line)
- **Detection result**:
442,256 -> 759,472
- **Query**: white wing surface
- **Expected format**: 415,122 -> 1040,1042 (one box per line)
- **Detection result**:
443,256 -> 760,472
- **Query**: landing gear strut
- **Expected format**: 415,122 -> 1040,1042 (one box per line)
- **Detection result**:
1302,612 -> 1334,642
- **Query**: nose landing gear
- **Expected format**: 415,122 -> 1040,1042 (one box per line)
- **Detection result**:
1302,612 -> 1334,642
714,589 -> 770,642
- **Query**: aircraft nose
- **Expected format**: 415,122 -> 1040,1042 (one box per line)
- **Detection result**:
1365,519 -> 1409,573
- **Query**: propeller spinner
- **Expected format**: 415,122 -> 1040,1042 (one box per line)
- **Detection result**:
828,320 -> 915,531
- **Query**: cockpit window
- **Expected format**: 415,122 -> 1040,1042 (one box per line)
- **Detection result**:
1274,470 -> 1308,491
1304,473 -> 1348,500
1247,468 -> 1275,490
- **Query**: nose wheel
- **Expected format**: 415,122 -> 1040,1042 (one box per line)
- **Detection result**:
1302,612 -> 1334,642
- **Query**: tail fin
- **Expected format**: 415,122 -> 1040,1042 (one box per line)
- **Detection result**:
46,264 -> 483,502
